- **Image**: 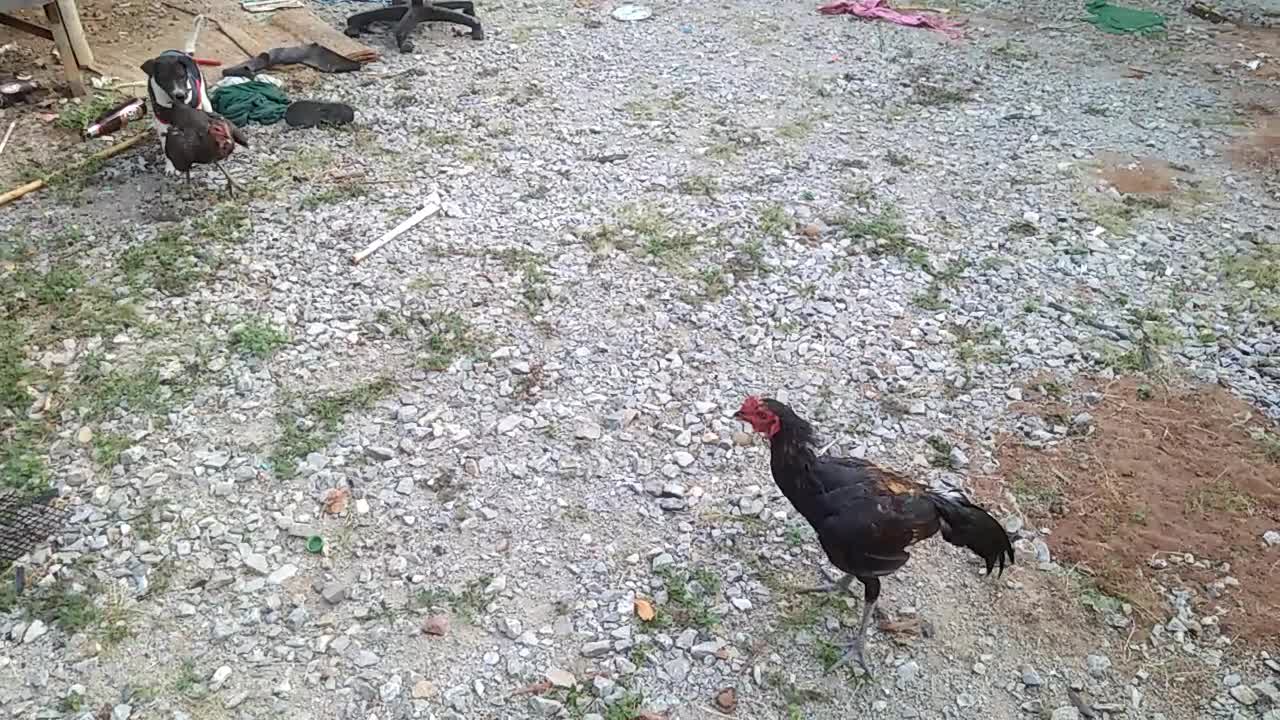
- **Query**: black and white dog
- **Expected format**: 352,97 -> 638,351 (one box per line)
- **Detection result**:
141,48 -> 212,176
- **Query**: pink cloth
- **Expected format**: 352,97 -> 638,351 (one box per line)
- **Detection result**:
818,0 -> 965,40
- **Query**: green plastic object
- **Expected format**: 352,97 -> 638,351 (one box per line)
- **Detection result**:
210,81 -> 290,126
1084,0 -> 1165,35
306,536 -> 324,553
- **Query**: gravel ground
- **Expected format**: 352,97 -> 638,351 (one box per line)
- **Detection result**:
2,0 -> 1280,719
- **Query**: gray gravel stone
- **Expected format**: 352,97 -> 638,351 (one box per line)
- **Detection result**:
21,620 -> 46,644
581,641 -> 612,658
243,554 -> 270,575
320,581 -> 348,604
665,658 -> 690,683
1086,654 -> 1112,677
1230,685 -> 1259,706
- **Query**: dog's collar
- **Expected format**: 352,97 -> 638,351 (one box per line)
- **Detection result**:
150,75 -> 206,126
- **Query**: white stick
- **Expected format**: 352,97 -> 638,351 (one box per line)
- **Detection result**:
185,14 -> 206,55
241,0 -> 302,10
0,120 -> 15,157
351,191 -> 441,265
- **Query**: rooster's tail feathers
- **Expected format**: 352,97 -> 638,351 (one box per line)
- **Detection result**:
928,492 -> 1015,576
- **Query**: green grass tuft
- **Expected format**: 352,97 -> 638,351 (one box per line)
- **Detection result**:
420,312 -> 481,370
271,378 -> 396,478
229,317 -> 289,359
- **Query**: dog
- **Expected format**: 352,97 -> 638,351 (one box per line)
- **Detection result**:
142,50 -> 212,176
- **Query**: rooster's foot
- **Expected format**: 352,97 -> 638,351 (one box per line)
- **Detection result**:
215,162 -> 239,198
826,638 -> 871,676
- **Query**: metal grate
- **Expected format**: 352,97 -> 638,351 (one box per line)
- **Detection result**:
0,489 -> 69,570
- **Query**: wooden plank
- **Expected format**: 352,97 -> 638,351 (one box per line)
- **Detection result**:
54,0 -> 94,66
270,8 -> 379,64
43,1 -> 85,96
90,0 -> 377,87
0,12 -> 54,40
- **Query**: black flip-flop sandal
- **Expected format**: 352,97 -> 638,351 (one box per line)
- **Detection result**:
285,101 -> 355,128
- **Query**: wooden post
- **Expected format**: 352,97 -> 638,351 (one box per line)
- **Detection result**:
55,0 -> 95,68
43,1 -> 85,97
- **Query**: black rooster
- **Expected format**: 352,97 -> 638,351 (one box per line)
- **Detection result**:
735,396 -> 1014,674
164,102 -> 248,195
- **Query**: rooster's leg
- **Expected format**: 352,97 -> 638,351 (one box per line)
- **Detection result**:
215,162 -> 238,197
798,570 -> 853,595
826,576 -> 879,676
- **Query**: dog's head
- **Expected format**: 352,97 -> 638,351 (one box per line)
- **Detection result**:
141,52 -> 199,106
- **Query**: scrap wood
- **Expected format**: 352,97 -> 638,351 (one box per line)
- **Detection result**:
0,132 -> 147,208
1186,2 -> 1229,24
0,14 -> 53,41
243,0 -> 304,11
351,190 -> 442,264
185,13 -> 206,55
269,8 -> 380,64
163,0 -> 379,64
161,1 -> 256,56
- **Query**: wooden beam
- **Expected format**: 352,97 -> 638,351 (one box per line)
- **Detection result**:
55,0 -> 95,67
44,1 -> 86,96
0,12 -> 54,41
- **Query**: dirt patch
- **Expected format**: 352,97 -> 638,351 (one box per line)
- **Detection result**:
1095,155 -> 1175,196
1230,113 -> 1280,173
996,377 -> 1280,647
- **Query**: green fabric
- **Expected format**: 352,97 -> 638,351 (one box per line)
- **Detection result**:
1084,0 -> 1165,35
210,82 -> 290,126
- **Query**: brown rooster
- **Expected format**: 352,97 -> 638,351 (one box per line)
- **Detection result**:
735,396 -> 1013,674
164,102 -> 248,195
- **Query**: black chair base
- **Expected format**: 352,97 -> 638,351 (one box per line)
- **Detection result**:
344,0 -> 484,54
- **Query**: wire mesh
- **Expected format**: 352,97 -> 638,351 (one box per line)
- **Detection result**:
0,489 -> 69,570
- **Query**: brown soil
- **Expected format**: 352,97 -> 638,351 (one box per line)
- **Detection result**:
1230,114 -> 1280,173
1095,154 -> 1176,196
995,377 -> 1280,647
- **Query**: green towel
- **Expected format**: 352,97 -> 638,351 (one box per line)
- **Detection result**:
210,81 -> 290,126
1084,0 -> 1165,35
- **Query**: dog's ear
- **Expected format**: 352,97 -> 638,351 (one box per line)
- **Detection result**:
141,59 -> 156,75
